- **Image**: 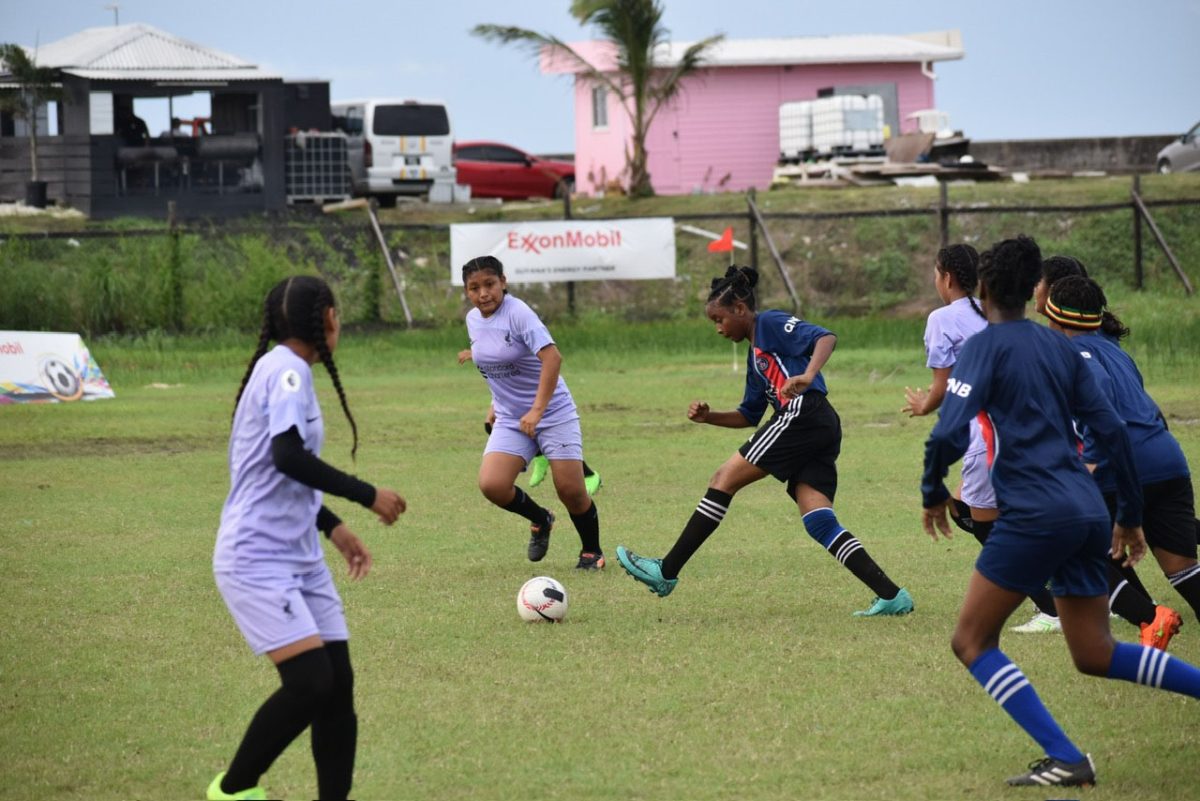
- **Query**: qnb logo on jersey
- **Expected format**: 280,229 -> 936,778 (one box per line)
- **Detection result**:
281,369 -> 301,393
507,228 -> 622,255
946,378 -> 973,398
783,316 -> 802,333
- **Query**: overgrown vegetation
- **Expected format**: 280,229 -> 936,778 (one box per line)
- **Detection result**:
2,176 -> 1197,333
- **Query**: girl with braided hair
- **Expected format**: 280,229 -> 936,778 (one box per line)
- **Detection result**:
1046,275 -> 1191,650
617,265 -> 913,616
920,235 -> 1200,787
209,275 -> 405,801
904,245 -> 1063,633
461,256 -> 604,570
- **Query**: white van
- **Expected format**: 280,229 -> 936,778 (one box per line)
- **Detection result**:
331,98 -> 454,205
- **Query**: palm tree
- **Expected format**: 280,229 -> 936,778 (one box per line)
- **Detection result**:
0,43 -> 64,190
474,0 -> 722,198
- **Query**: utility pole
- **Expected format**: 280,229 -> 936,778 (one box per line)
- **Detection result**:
104,4 -> 120,25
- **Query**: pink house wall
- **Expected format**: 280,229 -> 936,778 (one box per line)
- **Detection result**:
573,62 -> 935,196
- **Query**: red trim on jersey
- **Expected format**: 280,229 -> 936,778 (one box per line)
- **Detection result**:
976,410 -> 996,468
754,347 -> 792,407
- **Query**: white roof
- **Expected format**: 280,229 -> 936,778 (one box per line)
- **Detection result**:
545,30 -> 963,74
659,30 -> 963,66
12,23 -> 279,81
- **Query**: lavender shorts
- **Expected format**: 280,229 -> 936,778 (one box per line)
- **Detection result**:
961,452 -> 998,510
215,564 -> 348,655
484,416 -> 583,465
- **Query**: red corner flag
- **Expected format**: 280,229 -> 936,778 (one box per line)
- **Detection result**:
707,226 -> 734,253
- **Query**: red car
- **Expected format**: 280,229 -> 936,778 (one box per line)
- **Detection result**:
453,141 -> 574,199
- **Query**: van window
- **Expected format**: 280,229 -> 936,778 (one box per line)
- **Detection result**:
373,104 -> 449,136
333,111 -> 363,135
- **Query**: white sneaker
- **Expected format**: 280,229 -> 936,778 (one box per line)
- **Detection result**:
1011,611 -> 1062,633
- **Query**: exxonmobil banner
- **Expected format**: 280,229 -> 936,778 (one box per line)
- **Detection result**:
449,217 -> 676,285
0,331 -> 115,404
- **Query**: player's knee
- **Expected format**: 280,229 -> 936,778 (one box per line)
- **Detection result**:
478,477 -> 510,505
801,507 -> 842,548
279,649 -> 336,708
1068,639 -> 1115,677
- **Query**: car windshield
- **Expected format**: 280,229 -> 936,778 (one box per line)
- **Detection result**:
373,105 -> 450,136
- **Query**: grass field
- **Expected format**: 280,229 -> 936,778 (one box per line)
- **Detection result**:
3,314 -> 1199,801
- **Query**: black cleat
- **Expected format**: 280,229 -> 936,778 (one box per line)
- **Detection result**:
1006,754 -> 1096,787
575,551 -> 605,570
527,512 -> 554,562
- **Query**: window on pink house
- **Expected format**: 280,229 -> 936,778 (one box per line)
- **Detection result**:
591,85 -> 608,130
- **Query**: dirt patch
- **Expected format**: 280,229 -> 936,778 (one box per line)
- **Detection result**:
6,435 -> 213,461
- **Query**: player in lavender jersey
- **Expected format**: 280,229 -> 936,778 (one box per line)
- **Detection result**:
461,256 -> 604,569
207,276 -> 404,801
903,245 -> 1063,634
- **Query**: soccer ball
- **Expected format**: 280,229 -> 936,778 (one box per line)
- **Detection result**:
516,576 -> 568,623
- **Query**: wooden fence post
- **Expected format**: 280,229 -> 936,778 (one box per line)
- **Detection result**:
938,181 -> 950,249
1132,173 -> 1144,290
747,188 -> 759,272
563,182 -> 575,316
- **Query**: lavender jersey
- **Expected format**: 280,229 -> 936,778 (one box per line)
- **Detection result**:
924,297 -> 989,458
467,295 -> 578,426
214,345 -> 325,574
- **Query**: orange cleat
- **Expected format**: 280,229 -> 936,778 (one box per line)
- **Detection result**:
1139,605 -> 1183,651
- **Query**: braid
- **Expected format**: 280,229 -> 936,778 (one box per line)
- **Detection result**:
310,286 -> 359,461
706,265 -> 759,310
232,293 -> 276,420
937,244 -> 984,319
1042,255 -> 1088,287
979,235 -> 1043,311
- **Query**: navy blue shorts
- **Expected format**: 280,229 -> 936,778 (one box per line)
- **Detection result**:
975,517 -> 1110,598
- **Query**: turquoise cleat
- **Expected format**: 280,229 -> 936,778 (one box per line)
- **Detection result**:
616,545 -> 678,597
853,587 -> 914,617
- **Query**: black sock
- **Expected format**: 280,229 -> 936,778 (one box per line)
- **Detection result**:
969,518 -> 993,548
311,641 -> 356,801
949,499 -> 975,534
1168,563 -> 1200,619
222,648 -> 333,794
1027,585 -> 1060,617
569,502 -> 601,554
582,461 -> 595,478
1109,559 -> 1157,627
502,486 -> 549,527
661,488 -> 732,579
826,531 -> 901,599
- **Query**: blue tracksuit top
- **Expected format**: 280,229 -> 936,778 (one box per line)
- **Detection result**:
921,319 -> 1143,529
1069,331 -> 1190,493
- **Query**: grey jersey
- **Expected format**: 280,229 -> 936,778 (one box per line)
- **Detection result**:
214,345 -> 325,574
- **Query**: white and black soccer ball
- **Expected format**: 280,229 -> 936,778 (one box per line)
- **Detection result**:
39,356 -> 82,401
516,576 -> 568,623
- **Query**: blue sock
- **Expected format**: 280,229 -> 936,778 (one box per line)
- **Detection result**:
1107,642 -> 1200,695
801,507 -> 842,548
968,648 -> 1085,764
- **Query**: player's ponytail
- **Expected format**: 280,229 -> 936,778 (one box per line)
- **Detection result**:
937,244 -> 984,319
1048,276 -> 1130,340
707,265 -> 759,310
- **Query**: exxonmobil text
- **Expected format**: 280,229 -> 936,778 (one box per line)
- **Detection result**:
507,229 -> 622,255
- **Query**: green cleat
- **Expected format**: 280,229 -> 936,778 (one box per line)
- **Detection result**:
528,454 -> 550,488
584,470 -> 603,496
207,772 -> 267,801
616,545 -> 678,597
853,587 -> 914,617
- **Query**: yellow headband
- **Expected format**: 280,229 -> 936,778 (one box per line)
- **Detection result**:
1045,298 -> 1102,330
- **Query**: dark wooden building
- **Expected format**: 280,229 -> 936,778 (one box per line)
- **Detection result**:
0,24 -> 291,218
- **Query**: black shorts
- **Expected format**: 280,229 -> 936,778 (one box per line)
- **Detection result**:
1105,476 -> 1196,559
738,391 -> 841,501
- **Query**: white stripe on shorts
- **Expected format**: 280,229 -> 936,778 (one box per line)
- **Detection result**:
744,396 -> 803,464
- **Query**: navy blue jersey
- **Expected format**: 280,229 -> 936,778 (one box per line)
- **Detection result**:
921,320 -> 1143,528
1070,332 -> 1190,492
737,310 -> 834,425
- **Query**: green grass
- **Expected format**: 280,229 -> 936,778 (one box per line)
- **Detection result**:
2,319 -> 1199,801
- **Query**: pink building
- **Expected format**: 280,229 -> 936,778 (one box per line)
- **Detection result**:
543,30 -> 963,195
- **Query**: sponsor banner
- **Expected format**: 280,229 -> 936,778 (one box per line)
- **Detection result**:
0,331 -> 115,404
450,217 -> 676,285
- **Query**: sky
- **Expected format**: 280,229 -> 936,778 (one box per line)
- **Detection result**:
3,0 -> 1198,152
